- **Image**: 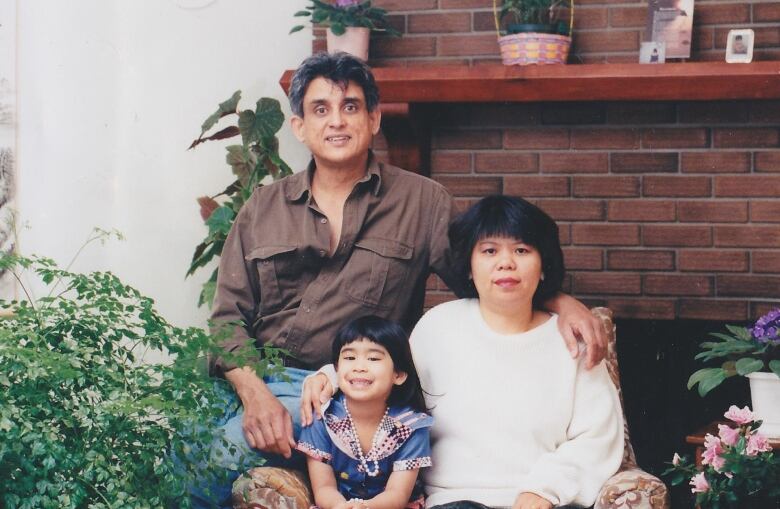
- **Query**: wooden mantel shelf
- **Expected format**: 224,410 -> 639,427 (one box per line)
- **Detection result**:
279,61 -> 780,173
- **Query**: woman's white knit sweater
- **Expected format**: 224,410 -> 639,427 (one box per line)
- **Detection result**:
409,299 -> 624,508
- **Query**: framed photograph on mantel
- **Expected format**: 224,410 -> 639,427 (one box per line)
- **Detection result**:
645,0 -> 694,59
726,29 -> 755,64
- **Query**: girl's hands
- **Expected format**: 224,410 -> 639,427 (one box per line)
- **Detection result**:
300,372 -> 334,426
512,492 -> 553,509
334,498 -> 369,509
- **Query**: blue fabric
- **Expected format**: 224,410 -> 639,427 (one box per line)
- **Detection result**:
187,367 -> 313,509
296,394 -> 433,502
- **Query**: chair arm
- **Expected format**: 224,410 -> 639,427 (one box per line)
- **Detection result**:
232,467 -> 313,509
594,468 -> 670,509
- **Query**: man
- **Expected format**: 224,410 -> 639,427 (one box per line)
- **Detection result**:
193,52 -> 607,508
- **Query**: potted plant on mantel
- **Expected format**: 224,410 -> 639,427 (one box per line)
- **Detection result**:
494,0 -> 573,65
290,0 -> 400,61
688,308 -> 780,438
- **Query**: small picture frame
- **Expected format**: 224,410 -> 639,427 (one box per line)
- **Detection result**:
639,41 -> 666,64
726,29 -> 754,63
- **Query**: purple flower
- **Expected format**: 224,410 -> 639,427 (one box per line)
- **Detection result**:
335,0 -> 359,7
751,308 -> 780,345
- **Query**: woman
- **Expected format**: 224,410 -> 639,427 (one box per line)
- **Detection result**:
409,195 -> 623,509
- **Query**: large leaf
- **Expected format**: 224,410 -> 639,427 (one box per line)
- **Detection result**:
238,98 -> 284,145
735,357 -> 765,375
688,367 -> 728,396
770,360 -> 780,378
188,126 -> 240,150
225,145 -> 255,185
205,206 -> 235,238
200,90 -> 241,134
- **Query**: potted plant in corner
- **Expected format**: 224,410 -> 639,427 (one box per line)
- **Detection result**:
493,0 -> 573,65
688,308 -> 780,438
290,0 -> 400,61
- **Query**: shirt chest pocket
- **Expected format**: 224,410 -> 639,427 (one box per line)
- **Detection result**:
247,245 -> 299,314
346,238 -> 413,310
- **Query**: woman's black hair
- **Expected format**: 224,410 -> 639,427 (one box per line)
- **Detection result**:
448,194 -> 565,307
331,315 -> 427,413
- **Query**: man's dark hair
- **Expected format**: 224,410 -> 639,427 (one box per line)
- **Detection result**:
448,194 -> 565,307
288,52 -> 380,117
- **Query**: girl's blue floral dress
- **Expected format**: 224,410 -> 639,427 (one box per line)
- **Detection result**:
296,395 -> 433,508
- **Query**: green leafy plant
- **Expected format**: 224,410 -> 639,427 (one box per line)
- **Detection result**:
688,309 -> 780,397
187,92 -> 292,308
0,230 -> 284,508
498,0 -> 567,33
290,0 -> 401,37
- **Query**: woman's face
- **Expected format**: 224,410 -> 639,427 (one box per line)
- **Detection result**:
470,236 -> 543,308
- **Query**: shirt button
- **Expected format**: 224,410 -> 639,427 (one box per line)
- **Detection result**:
319,249 -> 326,257
320,218 -> 328,224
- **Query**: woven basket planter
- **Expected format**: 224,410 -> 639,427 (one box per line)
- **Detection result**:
493,0 -> 574,66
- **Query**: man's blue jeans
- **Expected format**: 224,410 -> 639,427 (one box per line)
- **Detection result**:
188,367 -> 313,509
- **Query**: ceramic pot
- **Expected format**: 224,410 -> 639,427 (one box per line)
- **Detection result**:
747,371 -> 780,438
326,26 -> 369,61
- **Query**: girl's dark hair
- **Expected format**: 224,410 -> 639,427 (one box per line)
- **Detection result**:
448,194 -> 565,307
331,315 -> 427,413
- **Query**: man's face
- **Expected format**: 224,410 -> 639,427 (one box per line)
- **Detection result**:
291,77 -> 381,170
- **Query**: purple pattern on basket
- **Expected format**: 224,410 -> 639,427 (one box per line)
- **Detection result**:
751,308 -> 780,345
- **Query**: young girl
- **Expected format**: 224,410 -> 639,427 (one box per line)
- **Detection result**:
296,316 -> 432,509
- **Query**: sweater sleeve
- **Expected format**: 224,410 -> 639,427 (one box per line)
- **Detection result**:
515,360 -> 624,507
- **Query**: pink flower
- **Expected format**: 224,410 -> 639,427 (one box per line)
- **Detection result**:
718,424 -> 741,447
672,453 -> 682,465
724,405 -> 754,425
690,472 -> 710,493
746,432 -> 772,456
702,434 -> 725,472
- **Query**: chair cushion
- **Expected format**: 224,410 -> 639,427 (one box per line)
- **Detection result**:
594,468 -> 670,509
232,467 -> 313,509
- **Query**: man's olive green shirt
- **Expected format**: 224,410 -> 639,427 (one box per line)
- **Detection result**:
210,155 -> 460,375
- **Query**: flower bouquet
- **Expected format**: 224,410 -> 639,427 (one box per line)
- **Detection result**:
665,406 -> 780,509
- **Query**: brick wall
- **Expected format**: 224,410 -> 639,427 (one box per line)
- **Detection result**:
312,1 -> 780,321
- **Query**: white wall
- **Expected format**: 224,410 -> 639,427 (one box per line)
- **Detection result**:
16,0 -> 311,327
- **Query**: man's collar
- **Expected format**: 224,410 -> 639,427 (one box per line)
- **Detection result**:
284,151 -> 382,202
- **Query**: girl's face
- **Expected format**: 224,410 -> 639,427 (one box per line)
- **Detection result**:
336,338 -> 407,404
470,236 -> 543,309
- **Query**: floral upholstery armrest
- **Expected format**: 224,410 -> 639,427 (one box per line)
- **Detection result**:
594,468 -> 670,509
232,467 -> 313,509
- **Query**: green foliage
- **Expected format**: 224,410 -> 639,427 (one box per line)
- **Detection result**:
188,92 -> 292,308
291,0 -> 401,37
688,318 -> 780,397
0,234 -> 284,508
498,0 -> 566,30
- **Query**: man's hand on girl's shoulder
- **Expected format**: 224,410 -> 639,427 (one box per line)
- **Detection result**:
300,371 -> 334,426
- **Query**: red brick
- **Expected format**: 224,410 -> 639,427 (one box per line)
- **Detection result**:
373,0 -> 436,8
607,250 -> 675,270
678,201 -> 748,223
576,0 -> 641,4
609,6 -> 645,27
754,3 -> 780,22
573,30 -> 640,52
643,225 -> 712,247
504,176 -> 570,197
439,34 -> 499,56
541,104 -> 606,125
573,273 -> 641,295
680,152 -> 751,173
436,176 -> 502,196
559,224 -> 571,245
433,130 -> 502,149
611,153 -> 678,173
755,152 -> 780,172
678,102 -> 749,123
426,274 -> 441,291
571,129 -> 639,149
679,299 -> 749,321
472,11 -> 498,32
715,176 -> 780,197
540,153 -> 609,174
439,0 -> 491,7
408,13 -> 472,34
573,176 -> 640,197
718,275 -> 780,298
424,292 -> 456,309
474,152 -> 538,173
713,128 -> 780,148
504,129 -> 570,149
753,251 -> 780,273
693,27 -> 714,51
607,103 -> 676,124
642,128 -> 709,149
372,37 -> 437,58
696,3 -> 750,24
643,176 -> 711,197
536,199 -> 605,221
431,152 -> 472,174
751,201 -> 780,222
715,226 -> 780,247
714,27 -> 780,50
644,275 -> 713,296
607,299 -> 676,320
572,224 -> 640,246
679,250 -> 749,272
607,200 -> 675,222
562,247 -> 604,270
752,301 -> 780,319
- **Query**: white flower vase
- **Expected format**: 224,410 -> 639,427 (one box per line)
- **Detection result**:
326,27 -> 370,61
747,371 -> 780,438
